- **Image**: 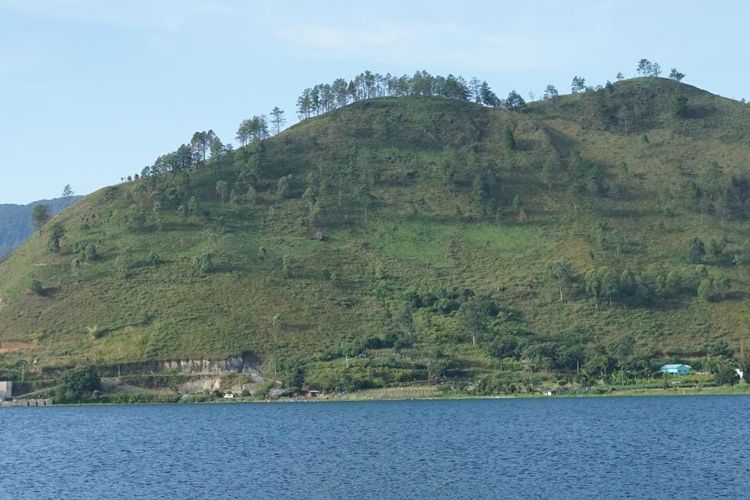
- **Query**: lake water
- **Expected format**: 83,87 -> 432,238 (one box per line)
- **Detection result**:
1,396 -> 749,499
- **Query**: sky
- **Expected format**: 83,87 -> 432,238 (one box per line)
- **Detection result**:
1,0 -> 749,204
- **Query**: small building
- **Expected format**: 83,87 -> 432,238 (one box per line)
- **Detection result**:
269,388 -> 292,398
660,364 -> 693,376
0,381 -> 12,400
223,392 -> 235,399
300,385 -> 320,398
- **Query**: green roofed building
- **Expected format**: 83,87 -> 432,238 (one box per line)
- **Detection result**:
660,364 -> 693,375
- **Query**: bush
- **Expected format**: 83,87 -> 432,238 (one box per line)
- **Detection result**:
86,325 -> 105,340
57,366 -> 102,401
30,280 -> 44,296
146,251 -> 161,267
193,253 -> 214,274
715,367 -> 740,386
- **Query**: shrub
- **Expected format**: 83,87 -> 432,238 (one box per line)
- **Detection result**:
57,366 -> 101,401
30,280 -> 44,296
147,251 -> 161,267
193,253 -> 214,274
715,367 -> 740,386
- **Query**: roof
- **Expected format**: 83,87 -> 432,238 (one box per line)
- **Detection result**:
660,364 -> 692,370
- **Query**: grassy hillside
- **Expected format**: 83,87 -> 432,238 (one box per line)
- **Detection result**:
1,77 -> 749,394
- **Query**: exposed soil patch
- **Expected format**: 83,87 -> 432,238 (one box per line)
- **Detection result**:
0,341 -> 37,353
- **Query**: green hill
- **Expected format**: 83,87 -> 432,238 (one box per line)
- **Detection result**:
1,77 -> 749,397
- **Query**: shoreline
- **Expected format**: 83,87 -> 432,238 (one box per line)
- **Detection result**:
9,383 -> 750,408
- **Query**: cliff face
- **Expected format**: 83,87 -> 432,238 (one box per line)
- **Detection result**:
94,353 -> 262,377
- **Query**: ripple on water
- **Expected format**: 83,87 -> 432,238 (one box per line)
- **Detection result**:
0,396 -> 749,499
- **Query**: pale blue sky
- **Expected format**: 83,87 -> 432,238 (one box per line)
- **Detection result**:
1,0 -> 748,203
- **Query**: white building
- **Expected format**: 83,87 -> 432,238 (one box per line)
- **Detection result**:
0,381 -> 12,399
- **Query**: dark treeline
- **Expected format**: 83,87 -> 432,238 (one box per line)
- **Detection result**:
133,70 -> 513,181
138,130 -> 231,179
136,60 -> 691,181
296,70 -> 520,119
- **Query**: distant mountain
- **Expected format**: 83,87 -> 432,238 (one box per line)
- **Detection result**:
0,196 -> 82,258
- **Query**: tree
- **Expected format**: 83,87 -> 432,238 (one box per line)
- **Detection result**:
456,295 -> 493,345
697,278 -> 714,302
209,133 -> 224,160
187,196 -> 199,217
616,72 -> 624,81
277,175 -> 291,199
668,68 -> 685,82
637,59 -> 652,76
688,237 -> 706,264
715,366 -> 739,386
636,59 -> 661,77
30,280 -> 44,296
31,204 -> 51,235
332,78 -> 349,107
468,77 -> 482,103
297,88 -> 313,119
502,126 -> 516,151
479,81 -> 500,107
541,150 -> 560,190
216,180 -> 229,205
47,222 -> 65,253
709,237 -> 729,264
571,76 -> 586,93
472,175 -> 488,215
713,275 -> 731,300
671,95 -> 689,118
190,131 -> 209,163
58,366 -> 101,400
270,107 -> 286,135
236,116 -> 269,146
546,261 -> 574,301
281,254 -> 292,278
355,149 -> 375,223
505,90 -> 526,110
543,84 -> 559,102
584,266 -> 620,308
173,145 -> 192,171
194,253 -> 214,274
599,267 -> 620,307
62,184 -> 74,197
444,74 -> 469,100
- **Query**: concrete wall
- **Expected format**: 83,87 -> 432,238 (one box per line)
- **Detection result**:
0,381 -> 12,399
0,399 -> 51,407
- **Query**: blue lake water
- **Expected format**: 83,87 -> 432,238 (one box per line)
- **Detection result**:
1,396 -> 749,499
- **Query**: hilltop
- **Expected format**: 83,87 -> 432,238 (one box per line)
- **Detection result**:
1,75 -> 749,398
